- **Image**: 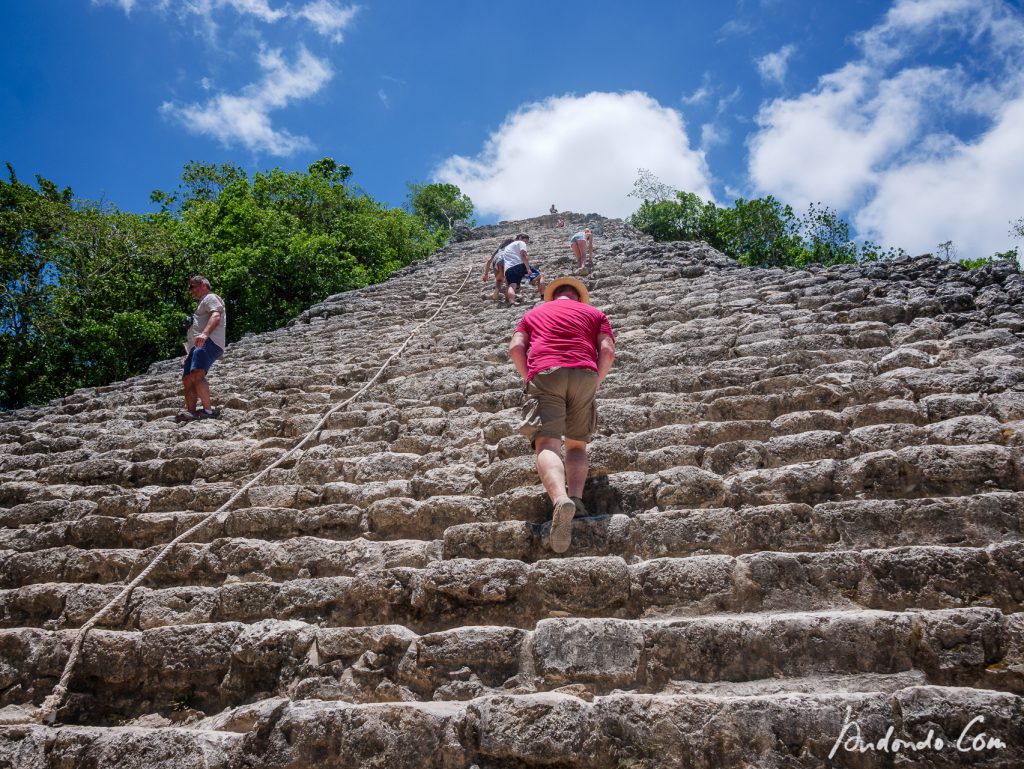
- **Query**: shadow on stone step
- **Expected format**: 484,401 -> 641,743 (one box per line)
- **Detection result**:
579,474 -> 647,517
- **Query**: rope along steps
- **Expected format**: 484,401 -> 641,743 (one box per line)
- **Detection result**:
24,262 -> 477,725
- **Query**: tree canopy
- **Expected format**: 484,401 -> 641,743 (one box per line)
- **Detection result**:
1,159 -> 472,409
405,182 -> 475,235
627,170 -> 906,267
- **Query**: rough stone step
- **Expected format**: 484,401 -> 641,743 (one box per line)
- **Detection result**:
0,492 -> 509,552
0,536 -> 441,589
41,436 -> 1022,549
547,418 -> 1017,478
0,481 -> 241,515
4,544 -> 1021,633
443,491 -> 1024,562
3,609 -> 1020,724
479,443 -> 1024,508
7,686 -> 1019,768
0,724 -> 244,768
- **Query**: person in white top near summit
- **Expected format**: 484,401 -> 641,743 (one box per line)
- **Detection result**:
497,233 -> 544,304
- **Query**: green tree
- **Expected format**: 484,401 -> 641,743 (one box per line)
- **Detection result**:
629,191 -> 717,243
936,240 -> 957,261
796,203 -> 858,266
1,166 -> 72,406
2,166 -> 187,408
405,182 -> 475,237
628,172 -> 905,268
163,159 -> 438,338
628,168 -> 676,204
3,157 -> 442,409
715,196 -> 803,267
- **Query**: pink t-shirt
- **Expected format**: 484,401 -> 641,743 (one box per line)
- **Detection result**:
515,298 -> 614,381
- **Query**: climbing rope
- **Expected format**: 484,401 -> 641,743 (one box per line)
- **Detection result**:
34,262 -> 478,724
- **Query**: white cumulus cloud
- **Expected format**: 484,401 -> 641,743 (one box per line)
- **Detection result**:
855,94 -> 1024,256
161,46 -> 332,155
100,0 -> 359,42
295,0 -> 359,43
749,63 -> 958,210
747,0 -> 1024,258
435,92 -> 713,221
218,0 -> 287,23
92,0 -> 137,12
756,44 -> 795,85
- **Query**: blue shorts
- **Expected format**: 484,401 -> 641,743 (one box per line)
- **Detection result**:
505,263 -> 528,287
183,340 -> 223,378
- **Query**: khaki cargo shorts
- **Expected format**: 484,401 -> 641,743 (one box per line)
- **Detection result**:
519,366 -> 599,445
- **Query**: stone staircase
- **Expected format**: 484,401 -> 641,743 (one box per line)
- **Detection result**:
1,214 -> 1023,767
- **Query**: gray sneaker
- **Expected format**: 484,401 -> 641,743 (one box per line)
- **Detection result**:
549,496 -> 575,553
570,496 -> 589,518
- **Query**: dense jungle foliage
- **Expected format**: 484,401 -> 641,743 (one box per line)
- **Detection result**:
628,169 -> 1020,269
1,158 -> 473,409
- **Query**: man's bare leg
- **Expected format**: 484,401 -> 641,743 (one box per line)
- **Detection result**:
534,436 -> 567,503
192,370 -> 213,411
571,241 -> 585,268
183,374 -> 198,412
564,438 -> 588,498
534,436 -> 575,552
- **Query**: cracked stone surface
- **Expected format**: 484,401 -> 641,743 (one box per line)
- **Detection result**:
2,212 -> 1023,767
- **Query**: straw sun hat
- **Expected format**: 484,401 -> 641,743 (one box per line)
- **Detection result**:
543,276 -> 590,304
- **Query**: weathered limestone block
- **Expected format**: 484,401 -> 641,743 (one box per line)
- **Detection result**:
876,346 -> 933,373
411,465 -> 482,499
770,409 -> 848,435
736,550 -> 865,612
727,459 -> 839,506
476,455 -> 536,497
845,398 -> 926,428
765,430 -> 845,467
410,558 -> 530,615
398,625 -> 526,695
988,391 -> 1024,421
320,480 -> 410,507
654,466 -> 727,508
595,402 -> 650,434
898,444 -> 1017,493
584,436 -> 638,476
925,415 -> 1006,445
707,394 -> 783,422
442,521 -> 535,562
262,700 -> 465,769
137,585 -> 217,629
915,608 -> 1005,682
352,452 -> 420,483
533,618 -> 643,687
839,450 -> 914,498
644,611 -> 917,687
632,556 -> 735,614
0,726 -> 244,769
688,419 -> 773,446
470,693 -> 589,762
847,423 -> 925,453
863,546 -> 996,610
531,557 -> 632,616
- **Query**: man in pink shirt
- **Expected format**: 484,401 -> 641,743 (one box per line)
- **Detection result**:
508,277 -> 616,553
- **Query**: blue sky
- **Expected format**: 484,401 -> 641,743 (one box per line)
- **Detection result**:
2,0 -> 1023,258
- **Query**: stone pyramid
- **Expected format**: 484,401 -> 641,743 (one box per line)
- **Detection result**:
1,214 -> 1023,767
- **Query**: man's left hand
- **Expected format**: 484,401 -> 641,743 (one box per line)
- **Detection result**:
195,333 -> 207,348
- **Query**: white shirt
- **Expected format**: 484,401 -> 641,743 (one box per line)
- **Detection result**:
498,240 -> 528,269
